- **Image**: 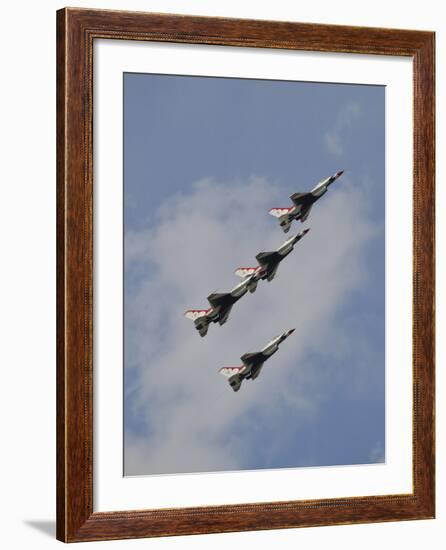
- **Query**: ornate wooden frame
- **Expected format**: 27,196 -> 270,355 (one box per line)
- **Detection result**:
56,7 -> 435,542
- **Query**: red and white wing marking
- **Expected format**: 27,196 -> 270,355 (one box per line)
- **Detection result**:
234,267 -> 258,279
269,207 -> 293,219
184,309 -> 209,321
218,366 -> 246,378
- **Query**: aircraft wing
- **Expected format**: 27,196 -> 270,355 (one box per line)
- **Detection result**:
299,204 -> 313,222
256,251 -> 277,267
266,264 -> 279,282
256,252 -> 279,280
207,292 -> 227,308
240,352 -> 263,367
218,304 -> 233,325
290,192 -> 310,206
250,364 -> 264,380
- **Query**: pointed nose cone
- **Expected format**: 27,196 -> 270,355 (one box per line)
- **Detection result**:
294,228 -> 310,242
286,328 -> 295,337
327,170 -> 344,186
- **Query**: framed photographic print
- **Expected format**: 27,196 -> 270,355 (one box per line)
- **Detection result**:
56,7 -> 435,542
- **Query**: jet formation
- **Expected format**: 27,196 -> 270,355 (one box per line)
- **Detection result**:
219,329 -> 295,392
185,229 -> 309,337
184,170 -> 344,390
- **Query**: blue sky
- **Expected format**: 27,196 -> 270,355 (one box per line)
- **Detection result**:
123,72 -> 385,475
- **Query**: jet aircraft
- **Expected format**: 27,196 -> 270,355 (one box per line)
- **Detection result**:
219,329 -> 295,392
184,278 -> 250,337
234,228 -> 310,293
269,170 -> 344,233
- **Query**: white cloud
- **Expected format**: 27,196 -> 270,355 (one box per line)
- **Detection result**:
124,174 -> 378,475
324,102 -> 361,157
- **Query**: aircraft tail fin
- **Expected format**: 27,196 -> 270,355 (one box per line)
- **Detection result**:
219,366 -> 245,378
234,267 -> 258,279
184,310 -> 210,337
219,366 -> 245,392
195,320 -> 209,337
184,309 -> 208,321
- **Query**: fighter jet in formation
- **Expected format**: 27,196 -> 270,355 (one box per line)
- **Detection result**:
219,329 -> 295,392
269,170 -> 344,233
184,278 -> 250,337
234,228 -> 310,293
185,229 -> 309,336
185,170 -> 344,344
